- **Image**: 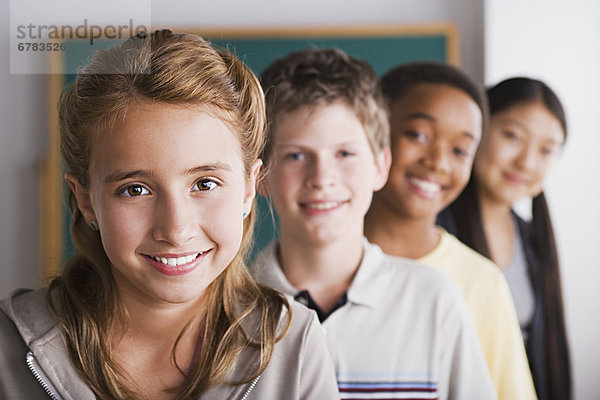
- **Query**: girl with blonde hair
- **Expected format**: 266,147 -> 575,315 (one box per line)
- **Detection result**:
0,30 -> 338,400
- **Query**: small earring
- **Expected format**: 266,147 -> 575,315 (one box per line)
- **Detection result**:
90,221 -> 99,232
242,212 -> 247,219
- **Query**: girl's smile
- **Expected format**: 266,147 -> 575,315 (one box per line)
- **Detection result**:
143,251 -> 210,276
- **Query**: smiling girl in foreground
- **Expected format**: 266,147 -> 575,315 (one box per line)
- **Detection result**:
0,30 -> 338,400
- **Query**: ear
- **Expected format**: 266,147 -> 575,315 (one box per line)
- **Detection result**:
373,147 -> 392,192
243,159 -> 263,213
65,172 -> 97,225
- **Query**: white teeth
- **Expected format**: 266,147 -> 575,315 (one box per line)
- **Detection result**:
151,253 -> 200,267
408,176 -> 441,194
304,202 -> 341,210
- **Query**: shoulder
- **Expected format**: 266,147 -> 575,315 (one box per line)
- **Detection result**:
254,297 -> 339,399
249,242 -> 298,296
435,231 -> 506,283
0,288 -> 55,345
258,295 -> 323,376
362,244 -> 467,310
0,288 -> 64,400
388,254 -> 460,291
279,295 -> 320,340
244,286 -> 317,346
0,290 -> 64,400
420,232 -> 516,314
367,240 -> 460,291
512,211 -> 536,250
512,210 -> 531,230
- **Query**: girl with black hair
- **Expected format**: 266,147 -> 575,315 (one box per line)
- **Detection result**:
439,77 -> 571,400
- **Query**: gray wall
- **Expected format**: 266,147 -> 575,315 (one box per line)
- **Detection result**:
0,2 -> 48,295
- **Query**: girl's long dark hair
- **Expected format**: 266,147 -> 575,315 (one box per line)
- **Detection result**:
446,77 -> 571,400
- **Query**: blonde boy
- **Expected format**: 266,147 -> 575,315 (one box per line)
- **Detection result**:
251,49 -> 497,400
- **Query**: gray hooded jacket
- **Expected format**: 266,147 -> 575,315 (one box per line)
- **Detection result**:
0,288 -> 340,400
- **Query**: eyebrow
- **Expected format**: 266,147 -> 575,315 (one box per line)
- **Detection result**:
405,112 -> 436,122
103,162 -> 232,184
498,117 -> 528,132
274,141 -> 361,148
403,112 -> 478,141
185,162 -> 232,175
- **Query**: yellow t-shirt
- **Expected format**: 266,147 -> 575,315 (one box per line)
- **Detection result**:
419,228 -> 538,400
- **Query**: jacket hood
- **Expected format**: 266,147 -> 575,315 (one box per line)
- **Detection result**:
1,288 -> 96,400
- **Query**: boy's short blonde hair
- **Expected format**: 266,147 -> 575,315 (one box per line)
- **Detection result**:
260,48 -> 389,161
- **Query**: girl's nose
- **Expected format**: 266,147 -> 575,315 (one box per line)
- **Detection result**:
422,141 -> 451,173
515,143 -> 538,172
152,195 -> 198,247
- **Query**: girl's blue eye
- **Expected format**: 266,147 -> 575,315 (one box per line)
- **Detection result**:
121,185 -> 149,197
338,150 -> 354,158
193,179 -> 219,191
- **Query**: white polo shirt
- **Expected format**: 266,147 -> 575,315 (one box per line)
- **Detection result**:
251,239 -> 497,400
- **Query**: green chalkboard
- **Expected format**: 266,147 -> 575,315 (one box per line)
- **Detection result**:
43,25 -> 457,275
210,36 -> 449,76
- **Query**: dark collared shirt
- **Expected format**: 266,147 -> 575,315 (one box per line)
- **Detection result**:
294,290 -> 348,323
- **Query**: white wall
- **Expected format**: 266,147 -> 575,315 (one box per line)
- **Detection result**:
485,1 -> 600,398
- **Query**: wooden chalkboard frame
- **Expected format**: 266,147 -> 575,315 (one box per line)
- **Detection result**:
41,23 -> 459,280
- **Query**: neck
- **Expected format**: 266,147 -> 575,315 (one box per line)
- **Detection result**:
478,192 -> 513,222
110,283 -> 206,398
278,228 -> 364,313
364,194 -> 439,259
118,291 -> 205,343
